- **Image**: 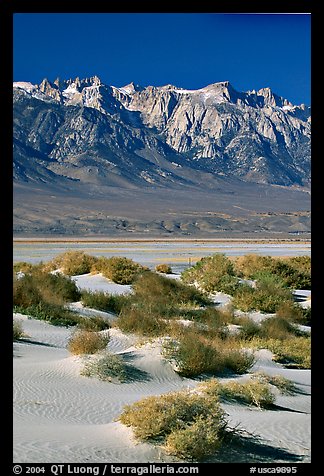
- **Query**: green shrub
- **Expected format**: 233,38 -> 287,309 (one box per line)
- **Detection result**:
13,320 -> 24,340
13,268 -> 84,326
81,351 -> 127,382
155,263 -> 172,274
191,307 -> 234,330
67,330 -> 109,355
13,273 -> 43,308
81,290 -> 130,314
13,261 -> 39,273
234,315 -> 260,340
231,284 -> 259,312
181,253 -> 238,293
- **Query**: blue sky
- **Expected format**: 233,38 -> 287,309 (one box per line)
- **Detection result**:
13,13 -> 311,105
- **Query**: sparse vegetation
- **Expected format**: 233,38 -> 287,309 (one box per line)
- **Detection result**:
67,329 -> 109,355
13,251 -> 310,375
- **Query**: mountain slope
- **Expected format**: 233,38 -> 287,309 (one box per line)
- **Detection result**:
13,76 -> 311,237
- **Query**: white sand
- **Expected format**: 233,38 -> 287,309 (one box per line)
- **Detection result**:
13,284 -> 311,463
71,273 -> 133,295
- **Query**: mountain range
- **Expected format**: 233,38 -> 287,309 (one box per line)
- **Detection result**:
13,76 -> 311,237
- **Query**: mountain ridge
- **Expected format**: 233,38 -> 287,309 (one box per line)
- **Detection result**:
13,76 -> 311,237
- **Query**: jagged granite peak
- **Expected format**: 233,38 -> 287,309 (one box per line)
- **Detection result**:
13,75 -> 311,188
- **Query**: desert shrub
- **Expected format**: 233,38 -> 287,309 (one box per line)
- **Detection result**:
297,307 -> 311,326
165,414 -> 225,460
67,329 -> 109,355
276,300 -> 310,325
81,351 -> 127,382
13,270 -> 83,326
249,336 -> 310,369
13,320 -> 24,340
251,372 -> 297,395
13,271 -> 80,307
219,380 -> 275,408
234,315 -> 260,340
13,273 -> 43,308
116,306 -> 169,337
81,290 -> 130,314
181,253 -> 239,293
34,271 -> 81,303
222,348 -> 255,375
14,301 -> 83,326
231,284 -> 259,312
155,263 -> 172,274
233,254 -> 274,278
199,378 -> 275,408
163,328 -> 254,377
43,251 -> 98,275
232,273 -> 292,313
77,316 -> 111,332
119,390 -> 226,440
92,256 -> 146,284
132,271 -> 209,310
192,307 -> 234,330
13,261 -> 40,273
269,258 -> 311,289
287,256 -> 311,276
259,316 -> 300,340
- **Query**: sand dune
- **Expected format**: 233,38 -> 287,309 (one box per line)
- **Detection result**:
13,275 -> 311,463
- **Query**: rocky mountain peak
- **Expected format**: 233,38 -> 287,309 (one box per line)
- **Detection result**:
13,74 -> 311,189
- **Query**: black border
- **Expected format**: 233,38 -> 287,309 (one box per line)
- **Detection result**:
3,0 -> 317,471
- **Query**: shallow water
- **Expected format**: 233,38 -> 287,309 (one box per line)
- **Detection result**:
13,240 -> 311,274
